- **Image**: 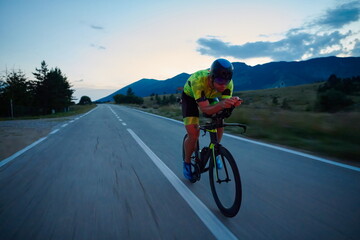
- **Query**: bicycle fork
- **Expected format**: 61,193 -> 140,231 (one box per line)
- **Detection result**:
209,143 -> 230,183
202,127 -> 232,183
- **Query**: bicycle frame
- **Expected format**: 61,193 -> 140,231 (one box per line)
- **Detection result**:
186,107 -> 247,181
183,106 -> 246,217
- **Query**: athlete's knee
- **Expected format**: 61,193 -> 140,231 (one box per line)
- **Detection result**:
186,124 -> 200,141
187,132 -> 199,142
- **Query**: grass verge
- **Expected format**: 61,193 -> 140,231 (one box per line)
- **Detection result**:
0,104 -> 97,121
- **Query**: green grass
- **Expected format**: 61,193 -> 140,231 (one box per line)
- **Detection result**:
226,108 -> 360,161
0,104 -> 97,121
235,83 -> 322,111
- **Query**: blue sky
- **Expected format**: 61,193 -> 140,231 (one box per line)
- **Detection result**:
1,0 -> 359,101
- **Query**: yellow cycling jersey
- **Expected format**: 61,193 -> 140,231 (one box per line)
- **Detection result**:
183,69 -> 233,102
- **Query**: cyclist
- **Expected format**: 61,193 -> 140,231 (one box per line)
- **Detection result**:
182,58 -> 243,180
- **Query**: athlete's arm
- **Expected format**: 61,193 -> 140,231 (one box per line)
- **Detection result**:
198,98 -> 240,115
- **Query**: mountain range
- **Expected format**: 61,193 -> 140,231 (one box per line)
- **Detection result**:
95,56 -> 360,102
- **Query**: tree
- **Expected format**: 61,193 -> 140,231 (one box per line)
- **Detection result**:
113,88 -> 144,105
162,95 -> 169,105
281,98 -> 291,110
169,94 -> 177,104
155,94 -> 161,104
78,96 -> 92,105
113,94 -> 127,104
316,89 -> 353,112
0,69 -> 34,116
33,61 -> 74,114
0,61 -> 75,116
315,75 -> 354,112
33,61 -> 49,82
272,96 -> 279,105
126,87 -> 135,96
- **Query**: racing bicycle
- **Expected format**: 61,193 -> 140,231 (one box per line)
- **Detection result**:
182,107 -> 247,217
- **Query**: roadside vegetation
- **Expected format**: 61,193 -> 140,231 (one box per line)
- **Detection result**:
0,61 -> 75,118
0,61 -> 97,120
130,75 -> 360,163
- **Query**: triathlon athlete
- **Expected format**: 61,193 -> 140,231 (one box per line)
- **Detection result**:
181,58 -> 243,180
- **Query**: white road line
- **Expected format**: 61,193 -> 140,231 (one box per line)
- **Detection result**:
132,108 -> 182,124
61,123 -> 68,128
50,129 -> 60,135
132,108 -> 360,172
0,137 -> 47,168
122,122 -> 127,126
127,128 -> 237,240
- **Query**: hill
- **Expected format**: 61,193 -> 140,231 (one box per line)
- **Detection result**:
95,56 -> 360,102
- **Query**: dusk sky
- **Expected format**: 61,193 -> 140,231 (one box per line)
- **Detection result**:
1,0 -> 359,101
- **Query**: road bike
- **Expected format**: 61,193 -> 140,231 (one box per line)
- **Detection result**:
182,107 -> 247,217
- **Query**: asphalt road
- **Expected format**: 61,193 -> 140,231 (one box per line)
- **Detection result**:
0,104 -> 359,240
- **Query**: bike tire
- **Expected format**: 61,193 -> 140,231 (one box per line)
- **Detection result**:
209,146 -> 242,217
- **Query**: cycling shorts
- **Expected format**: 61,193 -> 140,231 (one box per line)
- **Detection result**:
181,91 -> 199,125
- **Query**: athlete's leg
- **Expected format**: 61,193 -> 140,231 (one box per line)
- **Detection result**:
181,91 -> 200,164
184,124 -> 200,163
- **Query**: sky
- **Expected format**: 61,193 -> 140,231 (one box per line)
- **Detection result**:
1,0 -> 359,101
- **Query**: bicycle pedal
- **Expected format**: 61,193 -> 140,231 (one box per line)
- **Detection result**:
196,173 -> 201,181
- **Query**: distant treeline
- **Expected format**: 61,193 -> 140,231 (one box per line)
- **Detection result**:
113,88 -> 178,106
0,61 -> 74,117
113,88 -> 144,104
149,93 -> 177,105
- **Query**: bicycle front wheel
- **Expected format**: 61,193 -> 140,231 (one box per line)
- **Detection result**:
209,146 -> 242,217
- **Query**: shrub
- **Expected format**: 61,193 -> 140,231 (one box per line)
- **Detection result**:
315,75 -> 357,112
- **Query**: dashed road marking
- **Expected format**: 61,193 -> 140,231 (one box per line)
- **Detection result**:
0,107 -> 98,168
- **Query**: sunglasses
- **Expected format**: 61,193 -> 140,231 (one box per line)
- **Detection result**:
214,77 -> 230,85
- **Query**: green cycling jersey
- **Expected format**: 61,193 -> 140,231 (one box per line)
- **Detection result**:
183,69 -> 233,101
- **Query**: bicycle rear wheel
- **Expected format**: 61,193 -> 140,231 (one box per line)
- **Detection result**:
209,146 -> 242,217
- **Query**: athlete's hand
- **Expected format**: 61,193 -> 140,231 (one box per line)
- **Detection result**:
221,98 -> 238,108
231,96 -> 243,107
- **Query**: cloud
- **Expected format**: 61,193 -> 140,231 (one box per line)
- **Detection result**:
90,24 -> 104,30
314,1 -> 360,29
352,39 -> 360,56
196,1 -> 359,62
90,44 -> 106,50
197,31 -> 352,61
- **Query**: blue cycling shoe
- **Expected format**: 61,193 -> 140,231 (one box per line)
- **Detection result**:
216,156 -> 223,169
183,162 -> 193,180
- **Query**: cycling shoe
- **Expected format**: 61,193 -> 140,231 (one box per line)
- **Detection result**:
183,162 -> 193,180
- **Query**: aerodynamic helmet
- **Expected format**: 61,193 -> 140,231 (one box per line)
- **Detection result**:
210,58 -> 233,85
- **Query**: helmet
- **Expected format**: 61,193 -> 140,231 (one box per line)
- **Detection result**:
210,58 -> 233,85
